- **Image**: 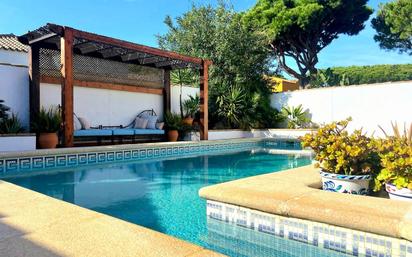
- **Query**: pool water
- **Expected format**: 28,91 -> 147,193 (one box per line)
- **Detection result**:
2,147 -> 347,257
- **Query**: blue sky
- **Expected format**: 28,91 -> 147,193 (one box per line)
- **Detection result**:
0,0 -> 410,69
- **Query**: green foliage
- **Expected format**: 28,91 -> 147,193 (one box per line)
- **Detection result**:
158,3 -> 278,129
371,0 -> 412,55
281,105 -> 311,129
310,64 -> 412,87
243,0 -> 372,87
0,99 -> 10,121
301,118 -> 380,175
183,95 -> 200,118
310,68 -> 350,88
31,106 -> 62,133
373,123 -> 412,191
215,85 -> 249,129
164,112 -> 183,131
0,114 -> 24,134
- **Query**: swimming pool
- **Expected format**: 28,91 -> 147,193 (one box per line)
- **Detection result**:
0,140 -> 350,257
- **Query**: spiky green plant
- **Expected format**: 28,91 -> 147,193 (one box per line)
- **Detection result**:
31,106 -> 62,133
0,114 -> 24,134
281,105 -> 310,129
183,94 -> 200,118
164,112 -> 183,131
0,99 -> 10,121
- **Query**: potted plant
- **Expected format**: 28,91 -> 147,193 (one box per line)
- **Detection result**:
182,95 -> 200,126
301,118 -> 380,195
164,112 -> 182,142
374,123 -> 412,202
31,106 -> 62,149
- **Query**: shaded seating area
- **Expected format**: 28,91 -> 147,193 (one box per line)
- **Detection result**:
73,110 -> 165,145
18,23 -> 210,147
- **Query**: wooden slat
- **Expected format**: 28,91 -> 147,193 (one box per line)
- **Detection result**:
67,25 -> 203,65
40,75 -> 163,95
199,60 -> 210,140
61,28 -> 74,147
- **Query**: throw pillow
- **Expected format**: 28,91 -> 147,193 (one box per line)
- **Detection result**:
78,117 -> 91,130
134,117 -> 148,129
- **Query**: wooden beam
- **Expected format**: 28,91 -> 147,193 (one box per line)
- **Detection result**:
68,26 -> 203,65
61,28 -> 74,147
199,60 -> 210,140
163,69 -> 171,115
40,75 -> 163,95
29,45 -> 40,132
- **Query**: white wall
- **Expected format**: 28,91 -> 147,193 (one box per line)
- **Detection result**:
41,83 -> 164,127
0,65 -> 30,129
271,81 -> 412,136
171,85 -> 199,114
0,49 -> 28,66
0,135 -> 36,152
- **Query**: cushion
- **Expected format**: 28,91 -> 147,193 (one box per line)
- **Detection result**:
156,122 -> 164,130
74,129 -> 112,137
112,129 -> 134,136
78,117 -> 91,130
141,113 -> 158,129
134,117 -> 148,129
74,115 -> 81,130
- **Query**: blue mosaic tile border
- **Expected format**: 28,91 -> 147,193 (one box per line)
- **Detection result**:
206,200 -> 412,257
0,139 -> 282,174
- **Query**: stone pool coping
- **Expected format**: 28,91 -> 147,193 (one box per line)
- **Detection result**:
199,164 -> 412,242
0,180 -> 225,257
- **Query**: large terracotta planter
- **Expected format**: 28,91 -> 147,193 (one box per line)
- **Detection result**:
320,170 -> 371,195
385,183 -> 412,202
38,132 -> 58,149
183,117 -> 194,126
167,130 -> 179,142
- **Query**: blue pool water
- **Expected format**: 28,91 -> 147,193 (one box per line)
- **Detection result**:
2,146 -> 348,257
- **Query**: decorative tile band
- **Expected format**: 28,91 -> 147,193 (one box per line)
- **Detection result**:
0,139 -> 302,175
206,200 -> 412,257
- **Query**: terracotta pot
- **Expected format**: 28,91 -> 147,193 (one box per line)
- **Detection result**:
183,117 -> 194,126
38,132 -> 58,149
167,130 -> 179,142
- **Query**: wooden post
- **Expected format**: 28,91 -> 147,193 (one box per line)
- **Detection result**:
199,61 -> 209,140
29,45 -> 40,130
61,28 -> 74,147
163,68 -> 171,115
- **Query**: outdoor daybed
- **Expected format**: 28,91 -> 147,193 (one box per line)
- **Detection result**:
73,110 -> 165,145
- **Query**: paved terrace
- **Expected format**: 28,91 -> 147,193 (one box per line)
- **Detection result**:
0,180 -> 225,257
200,165 -> 412,241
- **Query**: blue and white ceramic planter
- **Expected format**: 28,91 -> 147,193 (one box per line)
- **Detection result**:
385,183 -> 412,202
320,171 -> 371,195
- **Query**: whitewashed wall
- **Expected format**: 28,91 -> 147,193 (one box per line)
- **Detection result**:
271,81 -> 412,136
41,83 -> 164,127
0,49 -> 28,66
171,85 -> 199,114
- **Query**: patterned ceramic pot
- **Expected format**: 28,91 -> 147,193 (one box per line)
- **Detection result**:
385,183 -> 412,202
320,171 -> 371,195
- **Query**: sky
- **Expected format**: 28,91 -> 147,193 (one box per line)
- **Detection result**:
0,0 -> 410,70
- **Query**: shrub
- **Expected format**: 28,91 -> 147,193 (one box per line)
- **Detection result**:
0,99 -> 10,121
31,106 -> 62,133
300,118 -> 380,175
373,123 -> 412,190
183,95 -> 200,118
0,114 -> 24,134
164,112 -> 183,131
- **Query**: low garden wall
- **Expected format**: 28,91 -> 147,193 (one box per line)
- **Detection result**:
271,81 -> 412,137
208,129 -> 315,140
0,133 -> 36,152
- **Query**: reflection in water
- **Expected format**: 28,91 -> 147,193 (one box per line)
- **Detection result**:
4,149 -> 312,257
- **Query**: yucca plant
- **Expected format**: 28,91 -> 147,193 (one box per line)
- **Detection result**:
0,114 -> 24,134
31,106 -> 62,133
183,95 -> 200,118
281,104 -> 310,129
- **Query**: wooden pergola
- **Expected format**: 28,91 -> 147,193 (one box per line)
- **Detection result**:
18,23 -> 210,147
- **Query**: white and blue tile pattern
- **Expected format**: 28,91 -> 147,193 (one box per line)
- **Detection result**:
0,139 -> 300,175
207,200 -> 412,257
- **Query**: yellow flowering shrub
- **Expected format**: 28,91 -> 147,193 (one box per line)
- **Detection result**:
300,118 -> 380,175
373,124 -> 412,191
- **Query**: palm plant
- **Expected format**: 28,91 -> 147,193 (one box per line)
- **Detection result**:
216,85 -> 248,128
31,106 -> 62,133
171,69 -> 198,118
183,94 -> 200,118
281,104 -> 310,129
0,114 -> 24,134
